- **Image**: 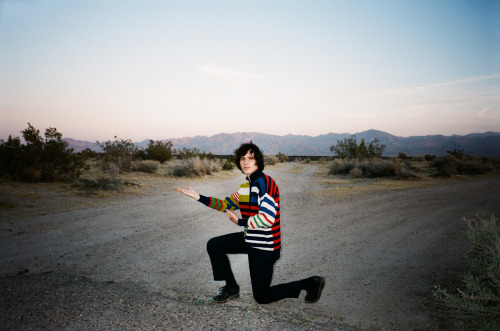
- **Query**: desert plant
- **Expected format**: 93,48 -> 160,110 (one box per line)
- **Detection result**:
97,137 -> 138,172
433,156 -> 489,177
425,154 -> 436,161
329,158 -> 356,175
0,135 -> 23,179
447,147 -> 466,159
172,157 -> 221,177
456,159 -> 487,175
433,214 -> 500,330
433,155 -> 458,177
222,157 -> 235,171
276,152 -> 289,162
398,152 -> 409,160
0,123 -> 88,182
264,154 -> 279,166
145,140 -> 173,163
131,160 -> 159,173
330,135 -> 386,159
329,158 -> 419,179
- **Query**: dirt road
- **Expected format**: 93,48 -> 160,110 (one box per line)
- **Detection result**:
1,163 -> 499,330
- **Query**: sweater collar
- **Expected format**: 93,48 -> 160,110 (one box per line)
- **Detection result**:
246,169 -> 263,182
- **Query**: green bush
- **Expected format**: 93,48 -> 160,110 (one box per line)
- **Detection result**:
145,140 -> 173,163
172,157 -> 221,177
433,214 -> 500,330
222,158 -> 235,171
0,123 -> 88,182
330,135 -> 386,159
425,154 -> 436,161
97,137 -> 138,173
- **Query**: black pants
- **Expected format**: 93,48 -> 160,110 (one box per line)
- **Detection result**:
206,232 -> 302,304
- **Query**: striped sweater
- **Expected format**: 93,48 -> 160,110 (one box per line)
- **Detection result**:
199,170 -> 281,256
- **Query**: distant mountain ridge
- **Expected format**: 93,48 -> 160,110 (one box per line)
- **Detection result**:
65,130 -> 500,157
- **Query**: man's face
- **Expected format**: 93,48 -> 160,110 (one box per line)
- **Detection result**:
240,150 -> 258,176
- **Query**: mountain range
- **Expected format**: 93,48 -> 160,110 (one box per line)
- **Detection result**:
65,129 -> 500,157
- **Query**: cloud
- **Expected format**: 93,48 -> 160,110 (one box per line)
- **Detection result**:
368,72 -> 500,97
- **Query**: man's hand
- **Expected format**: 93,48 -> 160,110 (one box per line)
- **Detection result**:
174,186 -> 200,201
226,210 -> 239,225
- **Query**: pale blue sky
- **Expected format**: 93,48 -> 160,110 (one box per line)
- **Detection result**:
1,0 -> 499,141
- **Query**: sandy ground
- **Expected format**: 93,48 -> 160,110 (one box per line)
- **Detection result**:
1,162 -> 500,330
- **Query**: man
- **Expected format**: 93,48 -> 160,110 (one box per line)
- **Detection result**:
175,142 -> 325,304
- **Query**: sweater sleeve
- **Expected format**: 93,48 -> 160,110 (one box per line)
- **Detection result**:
198,192 -> 239,212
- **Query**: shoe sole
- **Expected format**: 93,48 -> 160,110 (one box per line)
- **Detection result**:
213,293 -> 240,303
305,277 -> 325,303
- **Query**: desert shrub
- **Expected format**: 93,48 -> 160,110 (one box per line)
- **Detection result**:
329,159 -> 355,175
482,157 -> 500,172
172,157 -> 220,177
222,157 -> 235,171
97,137 -> 138,172
456,159 -> 487,175
0,136 -> 23,178
433,214 -> 500,330
276,152 -> 289,162
80,148 -> 99,160
131,160 -> 159,173
330,135 -> 386,159
329,158 -> 419,179
433,155 -> 458,177
363,159 -> 404,177
433,156 -> 489,177
425,154 -> 436,161
0,123 -> 88,182
99,161 -> 120,177
349,167 -> 363,178
264,154 -> 278,166
144,140 -> 173,163
398,152 -> 409,160
447,148 -> 466,159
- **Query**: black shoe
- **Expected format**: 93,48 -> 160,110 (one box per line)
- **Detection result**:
304,276 -> 325,303
212,285 -> 240,303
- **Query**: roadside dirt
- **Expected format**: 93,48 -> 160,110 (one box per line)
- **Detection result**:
1,163 -> 499,330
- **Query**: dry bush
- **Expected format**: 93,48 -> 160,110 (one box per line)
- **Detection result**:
98,160 -> 120,177
434,214 -> 500,330
433,156 -> 489,177
329,159 -> 355,175
172,157 -> 221,177
131,160 -> 159,173
264,155 -> 278,166
349,167 -> 363,178
330,158 -> 420,179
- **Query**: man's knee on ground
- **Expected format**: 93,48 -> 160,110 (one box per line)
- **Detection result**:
253,291 -> 272,305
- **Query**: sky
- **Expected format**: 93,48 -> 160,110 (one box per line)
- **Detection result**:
1,0 -> 499,142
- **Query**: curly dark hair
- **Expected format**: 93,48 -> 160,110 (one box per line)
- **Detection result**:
233,141 -> 265,172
